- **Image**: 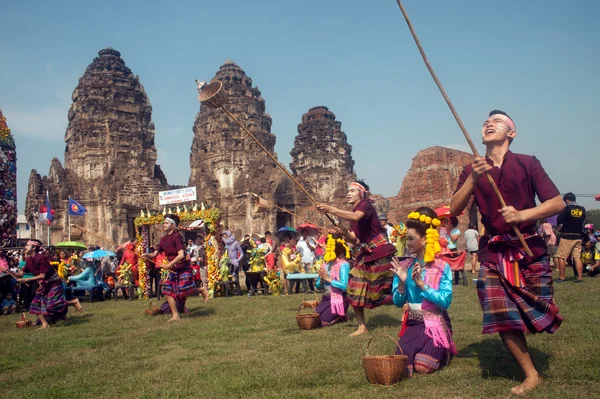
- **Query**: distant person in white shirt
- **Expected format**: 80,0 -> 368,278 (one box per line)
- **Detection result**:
296,229 -> 316,272
464,223 -> 480,274
379,213 -> 395,244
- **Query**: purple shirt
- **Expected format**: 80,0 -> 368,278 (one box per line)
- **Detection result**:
22,253 -> 56,280
157,232 -> 190,270
455,151 -> 560,263
351,199 -> 395,262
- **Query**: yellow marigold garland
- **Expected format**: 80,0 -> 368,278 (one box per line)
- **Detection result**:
324,234 -> 351,262
57,261 -> 68,280
407,212 -> 442,263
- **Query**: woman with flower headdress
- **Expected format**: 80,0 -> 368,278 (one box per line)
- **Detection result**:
143,214 -> 197,322
390,207 -> 456,376
317,179 -> 396,336
0,239 -> 69,328
315,235 -> 351,326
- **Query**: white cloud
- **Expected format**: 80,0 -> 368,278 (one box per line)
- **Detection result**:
2,106 -> 68,141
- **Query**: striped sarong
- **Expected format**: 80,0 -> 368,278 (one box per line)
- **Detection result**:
477,256 -> 563,334
161,267 -> 197,299
346,255 -> 394,309
29,274 -> 68,323
395,311 -> 453,377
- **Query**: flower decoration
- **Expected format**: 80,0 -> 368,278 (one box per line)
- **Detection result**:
407,211 -> 442,263
324,234 -> 351,263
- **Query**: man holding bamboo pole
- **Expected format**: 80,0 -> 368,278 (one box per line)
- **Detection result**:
317,180 -> 395,337
450,110 -> 564,395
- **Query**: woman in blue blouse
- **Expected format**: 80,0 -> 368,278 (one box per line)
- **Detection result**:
315,236 -> 351,326
390,206 -> 456,377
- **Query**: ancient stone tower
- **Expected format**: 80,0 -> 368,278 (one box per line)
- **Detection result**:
25,48 -> 169,244
0,110 -> 17,247
189,60 -> 298,234
290,106 -> 355,203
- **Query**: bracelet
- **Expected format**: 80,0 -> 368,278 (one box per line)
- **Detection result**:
422,284 -> 430,291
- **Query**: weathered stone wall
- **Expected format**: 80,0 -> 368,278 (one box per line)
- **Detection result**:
387,146 -> 478,248
189,60 -> 300,234
25,48 -> 169,244
0,110 -> 17,247
290,106 -> 355,203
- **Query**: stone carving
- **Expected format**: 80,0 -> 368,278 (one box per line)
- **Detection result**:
290,106 -> 356,203
0,110 -> 17,247
25,48 -> 169,244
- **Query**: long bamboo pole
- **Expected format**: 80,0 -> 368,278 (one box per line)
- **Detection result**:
394,0 -> 533,256
251,194 -> 328,231
219,106 -> 339,227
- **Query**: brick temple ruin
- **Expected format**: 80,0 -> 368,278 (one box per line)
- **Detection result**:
24,48 -> 474,244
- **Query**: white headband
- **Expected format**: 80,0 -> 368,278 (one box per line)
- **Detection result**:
165,217 -> 177,226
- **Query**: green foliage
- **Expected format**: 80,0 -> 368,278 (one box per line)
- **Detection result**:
586,208 -> 600,229
2,270 -> 600,398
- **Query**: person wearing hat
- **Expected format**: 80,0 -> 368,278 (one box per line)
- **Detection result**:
555,192 -> 586,282
379,213 -> 395,244
0,239 -> 68,328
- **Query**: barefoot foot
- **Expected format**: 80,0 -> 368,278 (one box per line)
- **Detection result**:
200,288 -> 210,303
168,316 -> 181,322
349,326 -> 368,337
511,375 -> 541,396
37,324 -> 50,330
74,299 -> 83,312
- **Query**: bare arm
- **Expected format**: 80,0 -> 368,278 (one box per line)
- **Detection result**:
165,249 -> 185,269
317,203 -> 365,223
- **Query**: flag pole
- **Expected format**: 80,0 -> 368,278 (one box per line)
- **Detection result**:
46,190 -> 51,246
68,196 -> 71,241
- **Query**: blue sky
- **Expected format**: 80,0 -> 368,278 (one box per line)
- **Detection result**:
1,0 -> 599,213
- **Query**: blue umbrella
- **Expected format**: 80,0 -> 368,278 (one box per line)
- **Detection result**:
276,226 -> 297,239
82,249 -> 117,260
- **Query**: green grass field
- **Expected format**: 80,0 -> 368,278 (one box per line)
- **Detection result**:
1,271 -> 599,399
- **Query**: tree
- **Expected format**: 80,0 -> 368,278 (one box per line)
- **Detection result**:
586,208 -> 600,229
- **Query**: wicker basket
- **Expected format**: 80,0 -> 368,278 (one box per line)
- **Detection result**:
16,312 -> 32,328
295,304 -> 321,330
198,81 -> 227,108
301,291 -> 319,310
144,301 -> 162,316
362,334 -> 408,386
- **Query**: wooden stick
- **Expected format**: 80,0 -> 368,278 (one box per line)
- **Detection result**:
395,0 -> 533,256
219,106 -> 338,227
251,194 -> 328,230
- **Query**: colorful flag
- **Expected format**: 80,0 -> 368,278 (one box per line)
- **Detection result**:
68,198 -> 87,216
39,191 -> 53,225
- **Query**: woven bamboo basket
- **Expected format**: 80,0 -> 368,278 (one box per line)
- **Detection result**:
251,194 -> 270,213
198,81 -> 227,108
16,312 -> 32,328
362,334 -> 408,386
144,301 -> 162,316
295,304 -> 321,330
301,291 -> 319,310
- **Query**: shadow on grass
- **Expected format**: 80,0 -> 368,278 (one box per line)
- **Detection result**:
458,338 -> 551,380
367,314 -> 400,330
186,307 -> 216,318
63,312 -> 94,326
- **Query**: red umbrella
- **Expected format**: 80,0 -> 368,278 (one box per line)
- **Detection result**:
296,223 -> 320,237
595,194 -> 600,201
434,205 -> 464,218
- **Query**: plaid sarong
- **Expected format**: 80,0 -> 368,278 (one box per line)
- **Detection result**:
29,273 -> 68,322
161,267 -> 197,299
488,233 -> 538,288
346,255 -> 394,309
477,257 -> 563,334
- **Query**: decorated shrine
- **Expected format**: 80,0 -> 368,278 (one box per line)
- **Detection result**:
133,206 -> 223,298
0,110 -> 17,248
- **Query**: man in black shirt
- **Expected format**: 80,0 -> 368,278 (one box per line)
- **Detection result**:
555,192 -> 586,282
